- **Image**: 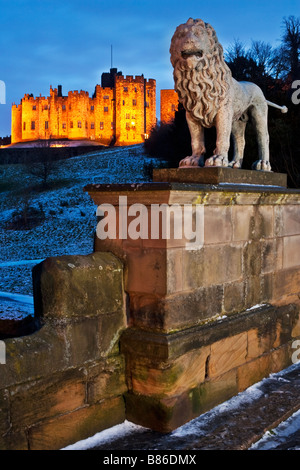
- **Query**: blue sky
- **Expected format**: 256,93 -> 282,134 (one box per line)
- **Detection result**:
0,0 -> 299,137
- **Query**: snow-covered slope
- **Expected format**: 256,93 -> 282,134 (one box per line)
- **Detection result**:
0,144 -> 162,318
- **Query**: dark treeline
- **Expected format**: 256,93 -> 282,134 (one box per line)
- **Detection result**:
0,136 -> 11,146
145,16 -> 300,188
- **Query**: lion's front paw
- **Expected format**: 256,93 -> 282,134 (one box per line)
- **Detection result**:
228,159 -> 243,169
205,155 -> 228,168
252,160 -> 272,171
179,155 -> 205,168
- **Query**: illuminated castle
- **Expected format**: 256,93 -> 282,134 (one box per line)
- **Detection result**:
11,68 -> 156,146
160,89 -> 178,124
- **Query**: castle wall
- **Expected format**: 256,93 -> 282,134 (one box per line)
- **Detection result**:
11,72 -> 156,146
160,89 -> 178,124
11,104 -> 22,144
145,79 -> 156,136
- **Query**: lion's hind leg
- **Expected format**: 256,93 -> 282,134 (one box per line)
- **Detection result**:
250,103 -> 272,171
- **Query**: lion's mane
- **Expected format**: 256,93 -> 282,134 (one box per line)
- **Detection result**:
170,18 -> 232,128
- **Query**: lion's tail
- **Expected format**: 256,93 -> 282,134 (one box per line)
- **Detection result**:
266,100 -> 288,113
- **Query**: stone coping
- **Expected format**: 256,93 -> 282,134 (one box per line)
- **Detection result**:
84,181 -> 298,195
85,181 -> 300,207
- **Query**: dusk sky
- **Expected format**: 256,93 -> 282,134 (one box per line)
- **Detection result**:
0,0 -> 299,137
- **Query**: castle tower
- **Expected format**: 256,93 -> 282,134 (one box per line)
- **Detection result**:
160,89 -> 178,124
11,104 -> 22,144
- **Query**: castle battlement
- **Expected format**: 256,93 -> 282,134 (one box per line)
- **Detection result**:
11,68 -> 156,146
115,75 -> 146,84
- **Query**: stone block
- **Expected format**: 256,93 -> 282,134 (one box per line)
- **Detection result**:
255,205 -> 274,239
166,248 -> 183,294
261,238 -> 283,273
86,356 -> 127,404
270,345 -> 292,374
126,246 -> 184,296
182,243 -> 242,290
27,397 -> 125,450
283,235 -> 300,269
247,326 -> 279,361
0,389 -> 9,435
129,284 -> 224,332
243,241 -> 261,276
0,324 -> 68,388
244,275 -> 263,309
233,205 -> 273,242
9,369 -> 86,428
191,369 -> 238,416
278,307 -> 300,345
124,369 -> 238,433
204,206 -> 232,244
273,267 -> 300,301
237,355 -> 271,391
282,205 -> 300,236
260,272 -> 274,303
209,333 -> 248,378
94,232 -> 124,260
223,281 -> 245,314
32,252 -> 125,320
125,248 -> 167,295
0,429 -> 28,450
292,313 -> 300,338
232,205 -> 253,241
129,346 -> 210,397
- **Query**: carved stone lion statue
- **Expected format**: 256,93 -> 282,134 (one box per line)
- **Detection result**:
170,18 -> 288,171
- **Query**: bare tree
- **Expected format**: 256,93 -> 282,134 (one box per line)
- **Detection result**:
281,16 -> 300,80
225,38 -> 248,63
25,140 -> 59,188
249,40 -> 274,76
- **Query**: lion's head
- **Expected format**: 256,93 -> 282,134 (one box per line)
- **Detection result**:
170,18 -> 232,127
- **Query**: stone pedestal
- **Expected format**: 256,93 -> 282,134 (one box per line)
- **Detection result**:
85,172 -> 300,432
153,167 -> 287,187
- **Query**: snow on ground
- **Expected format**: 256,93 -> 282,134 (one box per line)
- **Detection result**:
62,421 -> 147,451
0,144 -> 163,318
250,409 -> 300,450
